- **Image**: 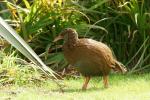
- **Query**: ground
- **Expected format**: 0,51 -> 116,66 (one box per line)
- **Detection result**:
0,73 -> 150,100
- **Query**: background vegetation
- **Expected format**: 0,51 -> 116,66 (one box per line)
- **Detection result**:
0,0 -> 150,85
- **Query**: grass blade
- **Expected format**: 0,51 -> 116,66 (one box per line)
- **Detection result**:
0,17 -> 56,78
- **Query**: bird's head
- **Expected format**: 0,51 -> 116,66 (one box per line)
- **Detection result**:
53,28 -> 78,42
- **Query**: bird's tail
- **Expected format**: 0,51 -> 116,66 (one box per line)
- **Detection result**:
111,60 -> 127,74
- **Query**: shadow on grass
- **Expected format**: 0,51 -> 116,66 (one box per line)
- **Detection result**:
52,87 -> 107,93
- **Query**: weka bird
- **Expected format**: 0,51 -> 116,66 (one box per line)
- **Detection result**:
54,28 -> 127,90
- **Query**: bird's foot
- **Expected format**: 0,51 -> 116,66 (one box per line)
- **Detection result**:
82,86 -> 87,91
104,85 -> 109,88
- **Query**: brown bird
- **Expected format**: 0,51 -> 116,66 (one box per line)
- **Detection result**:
54,28 -> 127,90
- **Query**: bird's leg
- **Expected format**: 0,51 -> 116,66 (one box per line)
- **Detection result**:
82,76 -> 90,90
103,75 -> 109,88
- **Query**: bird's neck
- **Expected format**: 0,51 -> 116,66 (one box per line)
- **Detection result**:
64,33 -> 78,49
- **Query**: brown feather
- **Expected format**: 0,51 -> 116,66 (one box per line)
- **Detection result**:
54,28 -> 127,89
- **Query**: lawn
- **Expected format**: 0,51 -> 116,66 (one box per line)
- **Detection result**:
1,73 -> 150,100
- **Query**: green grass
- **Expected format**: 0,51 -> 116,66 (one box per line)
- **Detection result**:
1,73 -> 150,100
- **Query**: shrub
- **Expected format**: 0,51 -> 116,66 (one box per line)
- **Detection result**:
0,50 -> 45,86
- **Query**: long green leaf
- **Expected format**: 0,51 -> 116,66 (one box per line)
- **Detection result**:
0,17 -> 56,78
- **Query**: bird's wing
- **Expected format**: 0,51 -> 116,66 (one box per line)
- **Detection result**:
76,39 -> 115,66
77,39 -> 113,56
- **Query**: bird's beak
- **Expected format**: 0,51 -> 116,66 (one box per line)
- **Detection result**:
53,35 -> 63,42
